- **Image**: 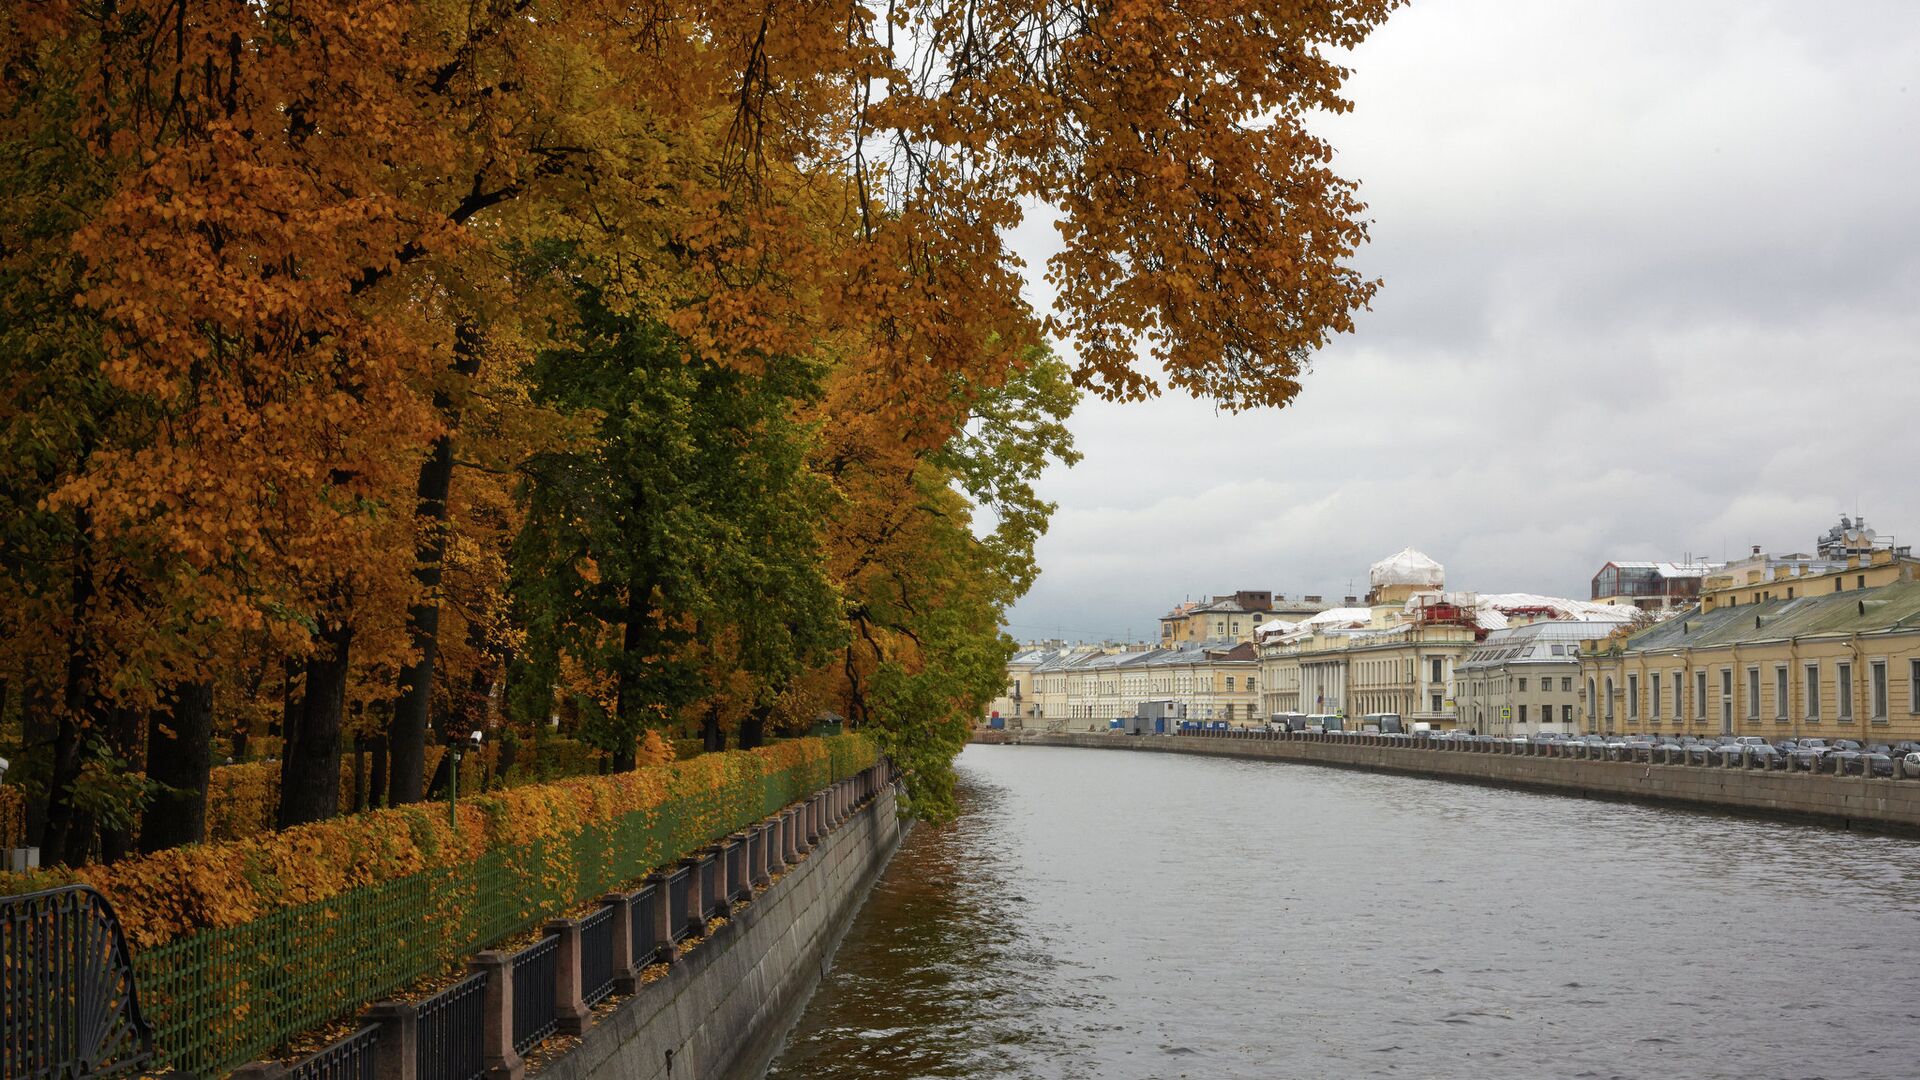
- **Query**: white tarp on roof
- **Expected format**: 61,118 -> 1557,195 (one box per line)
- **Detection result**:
1302,607 -> 1372,628
1370,547 -> 1445,589
1428,588 -> 1635,630
1254,618 -> 1300,639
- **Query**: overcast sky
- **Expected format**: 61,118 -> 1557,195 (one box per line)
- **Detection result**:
1001,0 -> 1920,644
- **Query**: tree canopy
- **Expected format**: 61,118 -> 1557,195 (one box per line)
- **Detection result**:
0,0 -> 1393,851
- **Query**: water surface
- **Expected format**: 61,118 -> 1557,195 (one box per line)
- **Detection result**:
766,744 -> 1920,1079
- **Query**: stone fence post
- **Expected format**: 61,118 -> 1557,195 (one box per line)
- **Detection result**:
644,870 -> 678,964
470,950 -> 523,1080
359,1001 -> 418,1080
544,917 -> 591,1035
602,892 -> 641,994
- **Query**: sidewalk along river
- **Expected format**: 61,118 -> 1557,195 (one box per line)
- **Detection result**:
764,743 -> 1920,1080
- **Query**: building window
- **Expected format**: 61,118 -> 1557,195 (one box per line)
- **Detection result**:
1838,661 -> 1853,721
1871,660 -> 1888,721
1605,677 -> 1615,723
1806,663 -> 1820,721
1628,674 -> 1639,720
1562,677 -> 1573,692
1746,667 -> 1760,720
1912,659 -> 1920,714
1248,677 -> 1257,693
1518,704 -> 1528,724
1226,676 -> 1235,691
1562,704 -> 1573,724
1774,665 -> 1788,721
1431,657 -> 1444,684
1586,678 -> 1597,722
1720,668 -> 1733,729
1431,693 -> 1443,713
1518,677 -> 1528,692
1650,672 -> 1662,719
1694,670 -> 1707,723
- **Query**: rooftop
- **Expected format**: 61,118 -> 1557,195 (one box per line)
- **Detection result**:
1615,579 -> 1920,653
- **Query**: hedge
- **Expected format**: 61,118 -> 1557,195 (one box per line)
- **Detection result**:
5,734 -> 875,1075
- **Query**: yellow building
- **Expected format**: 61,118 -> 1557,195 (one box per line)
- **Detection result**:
1579,554 -> 1920,739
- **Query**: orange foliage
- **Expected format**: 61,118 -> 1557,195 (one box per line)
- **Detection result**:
0,787 -> 25,850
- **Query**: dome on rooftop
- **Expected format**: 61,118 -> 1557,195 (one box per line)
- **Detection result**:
1370,548 -> 1445,589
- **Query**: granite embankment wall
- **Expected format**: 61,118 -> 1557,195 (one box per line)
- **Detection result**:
1008,732 -> 1920,834
539,781 -> 905,1080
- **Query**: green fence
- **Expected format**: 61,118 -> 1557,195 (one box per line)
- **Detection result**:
132,737 -> 874,1076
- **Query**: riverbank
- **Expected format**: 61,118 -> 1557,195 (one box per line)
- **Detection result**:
992,731 -> 1920,834
538,771 -> 906,1080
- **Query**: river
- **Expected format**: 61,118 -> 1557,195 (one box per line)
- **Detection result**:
764,743 -> 1920,1080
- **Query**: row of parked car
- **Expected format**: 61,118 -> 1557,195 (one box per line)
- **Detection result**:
1406,729 -> 1920,778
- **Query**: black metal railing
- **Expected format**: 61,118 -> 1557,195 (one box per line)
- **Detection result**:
697,852 -> 720,922
510,934 -> 558,1057
631,883 -> 661,963
666,866 -> 692,944
415,969 -> 486,1080
578,907 -> 615,1008
1,885 -> 154,1080
724,838 -> 748,903
289,1024 -> 379,1080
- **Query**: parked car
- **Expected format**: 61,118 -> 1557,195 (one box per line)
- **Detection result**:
1901,752 -> 1920,779
1863,752 -> 1896,778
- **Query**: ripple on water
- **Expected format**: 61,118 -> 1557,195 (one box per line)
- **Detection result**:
764,745 -> 1920,1080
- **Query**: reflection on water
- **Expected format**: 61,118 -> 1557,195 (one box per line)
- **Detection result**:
765,745 -> 1920,1079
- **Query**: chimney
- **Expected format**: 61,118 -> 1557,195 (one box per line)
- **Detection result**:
1343,595 -> 1359,605
1751,544 -> 1762,558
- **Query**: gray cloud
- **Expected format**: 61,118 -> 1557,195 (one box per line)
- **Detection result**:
1002,0 -> 1920,643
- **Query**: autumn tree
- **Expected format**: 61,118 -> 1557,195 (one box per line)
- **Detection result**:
0,0 -> 1396,850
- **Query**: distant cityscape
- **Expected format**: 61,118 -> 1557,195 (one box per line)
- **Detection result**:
992,514 -> 1920,741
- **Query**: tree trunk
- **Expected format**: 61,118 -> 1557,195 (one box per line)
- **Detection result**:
702,703 -> 724,753
45,525 -> 100,867
278,619 -> 352,829
95,704 -> 145,864
140,681 -> 214,853
611,583 -> 651,773
368,735 -> 388,811
21,683 -> 52,846
425,751 -> 452,800
388,325 -> 482,807
495,737 -> 517,789
738,704 -> 769,749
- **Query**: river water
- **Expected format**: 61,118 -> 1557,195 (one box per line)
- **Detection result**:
764,743 -> 1920,1080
